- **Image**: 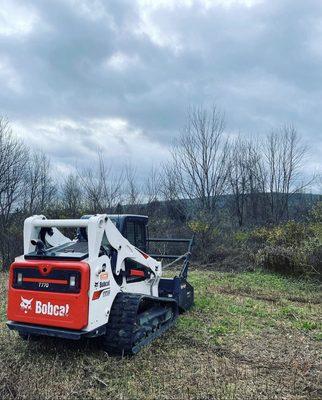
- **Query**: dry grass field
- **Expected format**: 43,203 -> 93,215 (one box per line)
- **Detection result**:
0,268 -> 321,400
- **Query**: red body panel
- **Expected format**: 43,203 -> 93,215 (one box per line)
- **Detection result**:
7,260 -> 90,330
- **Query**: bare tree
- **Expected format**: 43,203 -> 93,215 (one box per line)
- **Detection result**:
79,151 -> 124,213
229,137 -> 267,226
144,166 -> 162,216
146,166 -> 160,204
0,119 -> 28,269
0,119 -> 27,221
167,106 -> 230,222
61,173 -> 83,218
125,164 -> 141,212
23,152 -> 56,214
160,163 -> 180,203
318,174 -> 322,194
159,162 -> 186,221
229,138 -> 249,227
264,126 -> 309,221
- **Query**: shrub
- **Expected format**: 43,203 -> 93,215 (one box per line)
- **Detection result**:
310,201 -> 322,223
249,214 -> 321,277
250,221 -> 315,247
257,238 -> 321,277
234,230 -> 250,244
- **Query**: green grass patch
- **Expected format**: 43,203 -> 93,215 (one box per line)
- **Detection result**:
179,269 -> 321,342
0,268 -> 321,400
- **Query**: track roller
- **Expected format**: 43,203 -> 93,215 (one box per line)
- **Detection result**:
102,292 -> 178,356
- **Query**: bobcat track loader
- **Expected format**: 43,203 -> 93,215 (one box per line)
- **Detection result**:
7,214 -> 194,355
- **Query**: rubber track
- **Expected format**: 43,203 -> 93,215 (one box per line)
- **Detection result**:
102,292 -> 178,356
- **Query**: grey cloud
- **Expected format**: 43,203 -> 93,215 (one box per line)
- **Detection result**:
0,0 -> 321,183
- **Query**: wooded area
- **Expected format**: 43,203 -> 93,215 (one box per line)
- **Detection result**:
0,108 -> 321,274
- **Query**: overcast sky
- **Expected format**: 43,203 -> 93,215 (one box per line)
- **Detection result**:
0,0 -> 321,188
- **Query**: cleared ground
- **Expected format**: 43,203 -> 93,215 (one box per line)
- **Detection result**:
0,269 -> 321,400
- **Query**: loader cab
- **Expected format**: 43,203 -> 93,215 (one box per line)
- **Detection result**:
108,214 -> 148,252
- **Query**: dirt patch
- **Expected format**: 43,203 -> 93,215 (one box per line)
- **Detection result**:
226,328 -> 321,399
216,286 -> 280,303
215,286 -> 321,305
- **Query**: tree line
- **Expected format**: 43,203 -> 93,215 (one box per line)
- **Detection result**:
0,108 -> 319,269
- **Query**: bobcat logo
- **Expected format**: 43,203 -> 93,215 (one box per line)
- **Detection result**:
20,297 -> 33,314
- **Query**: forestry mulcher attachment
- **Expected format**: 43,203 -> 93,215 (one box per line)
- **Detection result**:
7,214 -> 194,355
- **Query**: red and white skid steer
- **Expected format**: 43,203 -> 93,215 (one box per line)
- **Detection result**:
7,214 -> 194,355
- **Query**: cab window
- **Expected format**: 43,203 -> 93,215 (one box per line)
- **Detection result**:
126,221 -> 135,245
135,223 -> 145,250
125,220 -> 146,251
